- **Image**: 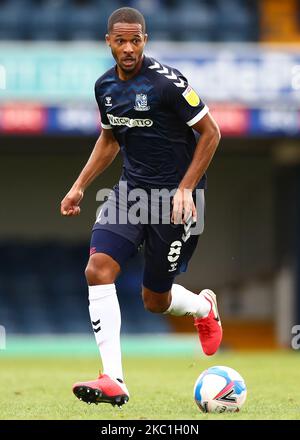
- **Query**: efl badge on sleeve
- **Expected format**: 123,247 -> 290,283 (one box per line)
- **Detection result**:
182,86 -> 200,107
134,94 -> 150,111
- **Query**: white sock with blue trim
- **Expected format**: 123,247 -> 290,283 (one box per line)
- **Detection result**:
88,284 -> 124,381
164,283 -> 210,318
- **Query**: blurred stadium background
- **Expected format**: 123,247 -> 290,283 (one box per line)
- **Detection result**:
0,0 -> 300,358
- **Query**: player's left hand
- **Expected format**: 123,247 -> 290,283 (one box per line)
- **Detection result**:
171,188 -> 197,225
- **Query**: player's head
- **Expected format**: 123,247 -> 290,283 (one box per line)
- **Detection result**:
106,7 -> 148,74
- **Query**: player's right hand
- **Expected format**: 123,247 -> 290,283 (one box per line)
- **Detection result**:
60,187 -> 84,216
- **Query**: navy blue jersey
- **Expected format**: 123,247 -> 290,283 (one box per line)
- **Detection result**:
94,55 -> 209,191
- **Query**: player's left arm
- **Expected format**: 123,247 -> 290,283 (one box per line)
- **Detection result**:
180,112 -> 220,190
160,70 -> 220,223
172,112 -> 220,223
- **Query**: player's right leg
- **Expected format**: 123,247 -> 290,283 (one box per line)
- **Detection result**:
72,229 -> 138,407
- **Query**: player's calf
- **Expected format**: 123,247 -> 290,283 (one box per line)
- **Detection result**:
142,286 -> 171,313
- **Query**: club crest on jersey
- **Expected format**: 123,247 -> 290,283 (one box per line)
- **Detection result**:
134,93 -> 150,111
182,86 -> 200,107
105,96 -> 112,106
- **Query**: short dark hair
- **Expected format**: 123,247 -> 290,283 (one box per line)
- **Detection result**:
107,7 -> 146,34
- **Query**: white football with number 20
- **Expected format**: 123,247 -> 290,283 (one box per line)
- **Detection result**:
194,366 -> 247,413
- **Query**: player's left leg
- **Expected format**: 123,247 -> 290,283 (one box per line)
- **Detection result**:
142,284 -> 222,356
142,221 -> 222,355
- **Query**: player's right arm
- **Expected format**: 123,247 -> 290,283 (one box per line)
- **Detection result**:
60,128 -> 119,216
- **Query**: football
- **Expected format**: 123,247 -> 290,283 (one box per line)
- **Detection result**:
194,366 -> 247,413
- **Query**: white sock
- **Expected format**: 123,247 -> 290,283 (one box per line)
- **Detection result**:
88,284 -> 123,381
164,283 -> 211,318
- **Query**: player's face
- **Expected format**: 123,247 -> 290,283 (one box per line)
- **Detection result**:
106,23 -> 147,76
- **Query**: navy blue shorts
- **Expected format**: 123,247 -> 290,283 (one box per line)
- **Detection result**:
90,183 -> 205,293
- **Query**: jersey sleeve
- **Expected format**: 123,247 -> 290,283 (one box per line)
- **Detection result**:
94,81 -> 112,130
161,72 -> 209,127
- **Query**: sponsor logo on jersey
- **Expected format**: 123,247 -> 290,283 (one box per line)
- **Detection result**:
105,96 -> 112,106
134,93 -> 150,111
182,86 -> 200,107
107,114 -> 153,128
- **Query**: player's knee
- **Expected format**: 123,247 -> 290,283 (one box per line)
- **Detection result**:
85,255 -> 119,285
85,263 -> 116,285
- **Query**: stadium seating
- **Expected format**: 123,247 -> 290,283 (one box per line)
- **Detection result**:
0,0 -> 259,42
0,0 -> 260,335
0,243 -> 170,334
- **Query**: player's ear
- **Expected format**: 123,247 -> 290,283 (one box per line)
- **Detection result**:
144,33 -> 148,44
105,34 -> 110,47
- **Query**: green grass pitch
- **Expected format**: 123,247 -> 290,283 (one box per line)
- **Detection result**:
0,350 -> 299,420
